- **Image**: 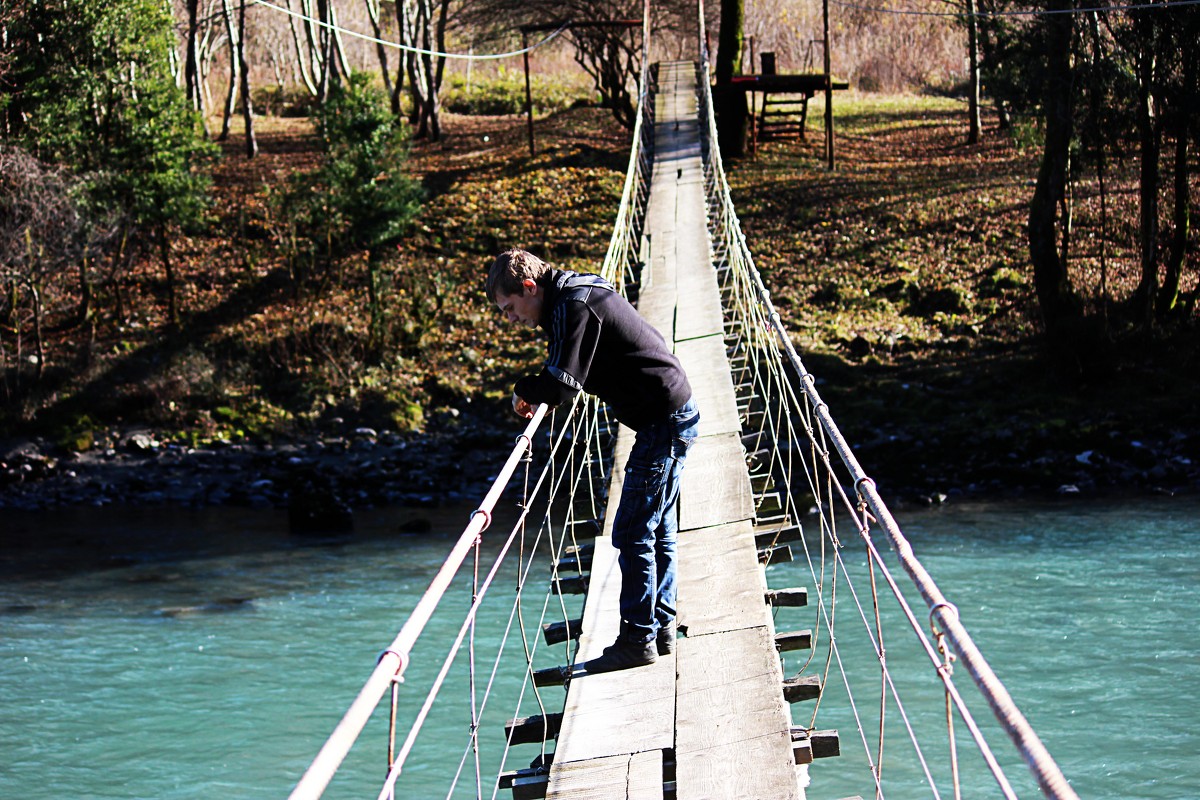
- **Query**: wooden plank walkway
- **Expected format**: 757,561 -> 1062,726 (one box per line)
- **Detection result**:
542,61 -> 802,800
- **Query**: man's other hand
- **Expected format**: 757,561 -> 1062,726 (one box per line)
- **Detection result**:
512,393 -> 535,419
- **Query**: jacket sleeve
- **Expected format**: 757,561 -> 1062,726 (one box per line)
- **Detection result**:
514,298 -> 600,407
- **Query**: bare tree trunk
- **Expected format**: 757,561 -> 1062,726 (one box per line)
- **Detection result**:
316,0 -> 340,102
1027,0 -> 1080,346
1088,13 -> 1110,329
391,0 -> 409,115
219,0 -> 239,141
365,0 -> 393,99
287,0 -> 319,96
407,0 -> 430,135
1160,125 -> 1189,314
198,10 -> 219,116
966,0 -> 981,144
975,0 -> 1010,130
329,3 -> 353,79
238,0 -> 257,157
185,0 -> 208,134
1160,21 -> 1196,319
1133,60 -> 1161,325
431,0 -> 450,140
30,281 -> 44,382
715,0 -> 748,158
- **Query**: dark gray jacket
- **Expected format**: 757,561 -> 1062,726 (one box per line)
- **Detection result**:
514,270 -> 692,431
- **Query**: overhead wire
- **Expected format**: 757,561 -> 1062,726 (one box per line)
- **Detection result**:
249,0 -> 569,59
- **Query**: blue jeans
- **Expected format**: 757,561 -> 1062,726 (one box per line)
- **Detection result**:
611,398 -> 700,644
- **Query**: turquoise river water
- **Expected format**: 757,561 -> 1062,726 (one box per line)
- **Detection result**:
1,496 -> 1197,799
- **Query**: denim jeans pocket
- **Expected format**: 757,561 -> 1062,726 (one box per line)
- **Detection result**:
624,455 -> 668,493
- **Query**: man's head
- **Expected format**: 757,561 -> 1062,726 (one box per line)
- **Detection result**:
487,249 -> 551,329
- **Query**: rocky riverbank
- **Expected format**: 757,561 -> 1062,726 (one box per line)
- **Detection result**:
0,414 -> 518,528
4,407 -> 1197,525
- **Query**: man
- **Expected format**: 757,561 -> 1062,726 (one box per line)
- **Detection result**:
486,249 -> 699,673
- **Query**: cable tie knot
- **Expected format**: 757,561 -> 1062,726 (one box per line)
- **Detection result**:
929,601 -> 959,637
470,508 -> 492,532
378,647 -> 410,681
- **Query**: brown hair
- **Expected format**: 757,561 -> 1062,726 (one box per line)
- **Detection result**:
485,249 -> 551,302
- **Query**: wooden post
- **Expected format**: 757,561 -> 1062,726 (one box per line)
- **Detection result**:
822,0 -> 834,169
749,35 -> 758,158
523,32 -> 535,156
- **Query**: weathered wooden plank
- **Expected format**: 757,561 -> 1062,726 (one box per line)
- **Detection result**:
550,540 -> 675,765
639,215 -> 678,336
676,520 -> 771,637
505,713 -> 563,746
532,665 -> 569,687
810,729 -> 841,759
679,432 -> 755,530
782,674 -> 822,703
673,191 -> 721,342
675,272 -> 724,341
765,587 -> 809,607
774,630 -> 813,652
754,522 -> 803,549
675,626 -> 801,799
675,336 -> 741,437
547,751 -> 664,800
551,575 -> 587,595
542,618 -> 582,645
557,544 -> 594,572
758,544 -> 793,565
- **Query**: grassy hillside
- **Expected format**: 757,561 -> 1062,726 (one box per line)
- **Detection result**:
729,93 -> 1200,501
4,93 -> 1198,507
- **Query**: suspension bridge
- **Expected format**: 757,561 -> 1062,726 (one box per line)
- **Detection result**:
284,15 -> 1082,800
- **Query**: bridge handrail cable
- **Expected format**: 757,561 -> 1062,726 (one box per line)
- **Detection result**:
692,3 -> 1080,794
288,6 -> 657,796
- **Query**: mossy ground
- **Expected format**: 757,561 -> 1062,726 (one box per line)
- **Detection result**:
6,93 -> 1198,503
728,93 -> 1200,500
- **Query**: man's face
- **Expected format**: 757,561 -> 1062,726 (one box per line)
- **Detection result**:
495,280 -> 543,329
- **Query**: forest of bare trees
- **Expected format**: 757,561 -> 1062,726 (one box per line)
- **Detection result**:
0,0 -> 1196,437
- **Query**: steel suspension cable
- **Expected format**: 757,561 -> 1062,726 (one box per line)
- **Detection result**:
289,406 -> 549,800
691,5 -> 1079,791
251,0 -> 570,59
698,87 -> 1079,800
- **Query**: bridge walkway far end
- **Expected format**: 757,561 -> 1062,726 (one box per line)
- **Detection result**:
502,61 -> 843,800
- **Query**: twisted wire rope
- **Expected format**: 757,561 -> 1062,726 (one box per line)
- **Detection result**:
693,22 -> 1076,795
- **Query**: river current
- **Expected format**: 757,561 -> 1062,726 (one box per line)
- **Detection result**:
2,497 -> 1197,799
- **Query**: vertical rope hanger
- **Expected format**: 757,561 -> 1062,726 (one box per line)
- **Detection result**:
469,530 -> 483,799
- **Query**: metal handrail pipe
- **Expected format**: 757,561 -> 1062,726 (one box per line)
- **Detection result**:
288,404 -> 549,800
690,34 -> 1078,797
742,230 -> 1081,800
